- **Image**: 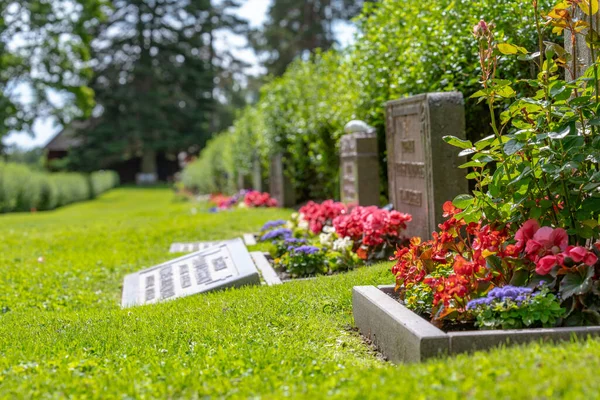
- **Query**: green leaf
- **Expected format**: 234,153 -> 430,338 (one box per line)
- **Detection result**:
498,43 -> 527,55
548,126 -> 570,140
560,265 -> 595,299
443,136 -> 473,149
504,139 -> 525,155
452,194 -> 474,209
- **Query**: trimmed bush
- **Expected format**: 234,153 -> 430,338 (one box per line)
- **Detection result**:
0,161 -> 119,213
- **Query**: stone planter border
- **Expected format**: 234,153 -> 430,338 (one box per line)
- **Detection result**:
250,251 -> 282,286
243,233 -> 257,246
353,285 -> 600,364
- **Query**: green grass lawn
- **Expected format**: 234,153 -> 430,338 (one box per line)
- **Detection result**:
2,188 -> 600,399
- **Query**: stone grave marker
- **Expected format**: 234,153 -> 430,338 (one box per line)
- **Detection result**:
269,153 -> 295,207
385,92 -> 467,240
340,120 -> 380,206
122,238 -> 259,307
252,157 -> 262,192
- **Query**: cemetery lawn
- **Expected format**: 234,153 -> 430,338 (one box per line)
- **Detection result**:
3,188 -> 600,399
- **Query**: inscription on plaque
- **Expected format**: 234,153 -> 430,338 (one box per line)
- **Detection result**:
342,160 -> 357,203
400,140 -> 415,153
179,265 -> 192,288
399,189 -> 423,207
123,239 -> 260,307
395,162 -> 425,178
145,275 -> 156,302
159,266 -> 175,299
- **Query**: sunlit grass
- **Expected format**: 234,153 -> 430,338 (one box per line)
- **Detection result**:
1,188 -> 599,399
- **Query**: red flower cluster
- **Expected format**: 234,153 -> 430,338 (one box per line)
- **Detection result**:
210,194 -> 233,209
333,206 -> 412,257
515,219 -> 597,275
244,191 -> 278,208
299,200 -> 348,234
392,201 -> 511,315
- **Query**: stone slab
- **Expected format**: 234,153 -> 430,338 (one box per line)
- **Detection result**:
250,251 -> 282,286
122,238 -> 259,307
353,285 -> 600,363
243,233 -> 257,246
385,93 -> 467,240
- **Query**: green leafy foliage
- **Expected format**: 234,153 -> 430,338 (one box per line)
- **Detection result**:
184,0 -> 553,201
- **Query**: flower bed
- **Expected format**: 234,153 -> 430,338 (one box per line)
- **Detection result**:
366,0 -> 600,351
257,201 -> 412,280
208,190 -> 278,212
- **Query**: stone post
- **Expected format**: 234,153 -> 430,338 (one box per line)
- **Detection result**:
269,153 -> 295,207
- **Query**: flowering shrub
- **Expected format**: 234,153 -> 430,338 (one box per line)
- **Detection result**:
334,206 -> 412,260
392,201 -> 600,327
276,245 -> 328,277
467,285 -> 564,330
261,220 -> 286,231
244,191 -> 278,208
209,190 -> 277,211
260,228 -> 292,242
298,200 -> 347,234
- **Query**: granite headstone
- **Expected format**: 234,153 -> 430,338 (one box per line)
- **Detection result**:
385,92 -> 467,240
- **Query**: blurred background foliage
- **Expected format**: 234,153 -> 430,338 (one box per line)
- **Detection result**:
183,0 -> 556,203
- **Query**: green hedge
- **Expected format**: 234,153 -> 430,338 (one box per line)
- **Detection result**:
0,161 -> 119,213
184,0 -> 555,201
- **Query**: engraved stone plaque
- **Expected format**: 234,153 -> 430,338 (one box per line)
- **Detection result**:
340,121 -> 380,206
122,238 -> 260,307
269,153 -> 295,207
385,93 -> 467,240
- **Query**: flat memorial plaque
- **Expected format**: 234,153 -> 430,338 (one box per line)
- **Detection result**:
122,238 -> 260,307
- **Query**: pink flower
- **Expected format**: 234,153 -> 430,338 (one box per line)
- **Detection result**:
515,219 -> 540,250
536,255 -> 560,275
564,246 -> 598,266
532,227 -> 568,252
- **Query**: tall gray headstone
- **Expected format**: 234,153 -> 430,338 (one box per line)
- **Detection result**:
252,157 -> 262,192
122,238 -> 259,307
269,153 -> 295,207
385,93 -> 467,240
340,120 -> 380,206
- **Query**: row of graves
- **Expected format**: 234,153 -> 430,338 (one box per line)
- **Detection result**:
122,91 -> 600,363
123,92 -> 460,306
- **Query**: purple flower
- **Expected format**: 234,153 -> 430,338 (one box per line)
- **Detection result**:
284,238 -> 307,245
261,220 -> 287,231
291,245 -> 321,255
467,286 -> 534,310
260,228 -> 292,241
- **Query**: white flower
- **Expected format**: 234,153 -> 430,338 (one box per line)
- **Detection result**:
333,237 -> 353,252
285,220 -> 294,229
323,225 -> 335,234
319,233 -> 333,246
291,212 -> 299,220
298,220 -> 309,230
